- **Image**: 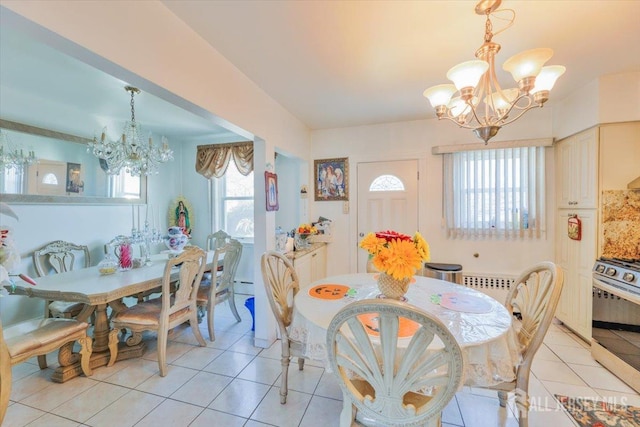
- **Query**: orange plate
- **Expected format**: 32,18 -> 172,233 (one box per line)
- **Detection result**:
357,313 -> 420,338
308,284 -> 351,300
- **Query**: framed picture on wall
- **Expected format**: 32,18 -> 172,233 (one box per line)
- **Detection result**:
265,171 -> 279,211
65,162 -> 84,193
314,157 -> 348,201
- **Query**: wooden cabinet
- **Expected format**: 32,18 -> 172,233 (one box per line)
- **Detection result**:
291,243 -> 327,289
556,127 -> 599,209
555,209 -> 596,340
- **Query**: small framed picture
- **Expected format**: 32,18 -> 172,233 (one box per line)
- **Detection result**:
66,162 -> 84,193
265,171 -> 279,211
314,157 -> 348,201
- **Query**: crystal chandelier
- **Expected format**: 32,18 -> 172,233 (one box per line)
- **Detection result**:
423,0 -> 565,144
88,86 -> 173,176
0,129 -> 37,169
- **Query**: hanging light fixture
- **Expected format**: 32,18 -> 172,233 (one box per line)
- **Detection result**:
0,129 -> 37,169
423,0 -> 565,144
88,86 -> 173,176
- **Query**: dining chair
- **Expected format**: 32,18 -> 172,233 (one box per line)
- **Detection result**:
326,298 -> 464,427
480,261 -> 564,427
260,251 -> 306,404
109,246 -> 208,376
0,317 -> 93,424
206,229 -> 232,251
196,239 -> 243,341
204,229 -> 231,279
32,240 -> 91,318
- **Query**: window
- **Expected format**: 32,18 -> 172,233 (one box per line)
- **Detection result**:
110,170 -> 140,199
370,174 -> 405,192
443,146 -> 545,239
215,165 -> 254,238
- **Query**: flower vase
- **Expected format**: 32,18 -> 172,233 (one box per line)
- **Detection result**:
377,272 -> 411,300
294,233 -> 311,250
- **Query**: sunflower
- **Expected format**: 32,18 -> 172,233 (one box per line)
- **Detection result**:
359,232 -> 386,255
413,232 -> 431,262
360,229 -> 431,281
383,239 -> 423,280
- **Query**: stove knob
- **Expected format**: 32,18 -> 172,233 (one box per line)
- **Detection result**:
596,265 -> 606,273
623,272 -> 636,282
606,267 -> 617,276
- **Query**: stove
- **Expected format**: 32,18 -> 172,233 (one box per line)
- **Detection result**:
593,257 -> 640,297
591,257 -> 640,392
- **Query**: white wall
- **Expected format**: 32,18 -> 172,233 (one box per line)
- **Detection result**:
311,109 -> 556,279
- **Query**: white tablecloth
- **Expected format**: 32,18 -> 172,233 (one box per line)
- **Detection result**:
289,273 -> 520,387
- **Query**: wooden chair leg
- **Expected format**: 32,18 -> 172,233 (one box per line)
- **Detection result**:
207,301 -> 216,342
0,356 -> 11,425
228,291 -> 241,322
339,398 -> 355,427
279,355 -> 290,404
158,327 -> 168,377
190,314 -> 206,347
37,355 -> 48,369
498,390 -> 508,407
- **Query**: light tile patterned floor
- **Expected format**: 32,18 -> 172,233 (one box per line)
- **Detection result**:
4,294 -> 639,427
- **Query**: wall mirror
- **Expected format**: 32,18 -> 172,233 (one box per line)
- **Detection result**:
0,119 -> 146,205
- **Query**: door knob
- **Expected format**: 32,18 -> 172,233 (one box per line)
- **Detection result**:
359,232 -> 364,237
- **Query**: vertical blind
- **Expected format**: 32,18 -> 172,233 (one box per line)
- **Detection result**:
443,146 -> 545,239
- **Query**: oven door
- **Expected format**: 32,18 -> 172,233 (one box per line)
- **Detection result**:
591,276 -> 640,392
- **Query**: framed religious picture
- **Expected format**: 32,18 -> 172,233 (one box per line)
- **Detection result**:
168,196 -> 194,237
314,157 -> 348,201
65,162 -> 84,193
265,171 -> 279,211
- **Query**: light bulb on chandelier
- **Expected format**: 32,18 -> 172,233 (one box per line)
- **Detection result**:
88,86 -> 174,176
423,0 -> 565,144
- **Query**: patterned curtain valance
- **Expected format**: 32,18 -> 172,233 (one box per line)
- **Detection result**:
195,141 -> 254,178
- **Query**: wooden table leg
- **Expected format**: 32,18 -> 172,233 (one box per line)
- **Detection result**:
51,302 -> 146,382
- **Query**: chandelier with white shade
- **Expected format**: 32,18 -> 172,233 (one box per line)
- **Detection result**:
88,86 -> 173,176
423,0 -> 565,143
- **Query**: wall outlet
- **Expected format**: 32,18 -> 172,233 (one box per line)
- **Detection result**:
343,201 -> 349,214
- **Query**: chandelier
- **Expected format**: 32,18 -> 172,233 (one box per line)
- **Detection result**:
0,129 -> 37,169
88,86 -> 173,176
423,0 -> 565,143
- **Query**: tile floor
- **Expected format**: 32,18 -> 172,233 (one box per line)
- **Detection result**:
4,293 -> 639,427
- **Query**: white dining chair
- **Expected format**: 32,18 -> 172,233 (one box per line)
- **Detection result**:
479,261 -> 564,427
260,251 -> 306,404
326,298 -> 464,427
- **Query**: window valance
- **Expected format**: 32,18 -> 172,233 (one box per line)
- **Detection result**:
195,141 -> 254,178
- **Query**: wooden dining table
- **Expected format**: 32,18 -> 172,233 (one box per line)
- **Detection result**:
6,251 -> 216,382
289,273 -> 521,387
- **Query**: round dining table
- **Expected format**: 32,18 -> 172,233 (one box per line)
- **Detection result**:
289,273 -> 520,387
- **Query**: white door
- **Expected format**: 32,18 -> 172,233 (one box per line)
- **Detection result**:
357,160 -> 419,272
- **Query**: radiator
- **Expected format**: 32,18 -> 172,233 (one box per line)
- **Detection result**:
593,288 -> 640,327
462,273 -> 515,304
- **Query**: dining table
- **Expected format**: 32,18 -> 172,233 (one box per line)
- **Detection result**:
289,273 -> 521,387
5,251 -> 217,383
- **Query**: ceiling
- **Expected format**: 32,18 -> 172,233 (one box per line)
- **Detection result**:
162,0 -> 640,129
1,1 -> 639,142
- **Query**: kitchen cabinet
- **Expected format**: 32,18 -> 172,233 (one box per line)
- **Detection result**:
556,127 -> 599,209
555,209 -> 596,340
290,243 -> 327,289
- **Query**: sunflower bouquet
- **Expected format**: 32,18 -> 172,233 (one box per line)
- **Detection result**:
359,230 -> 430,281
